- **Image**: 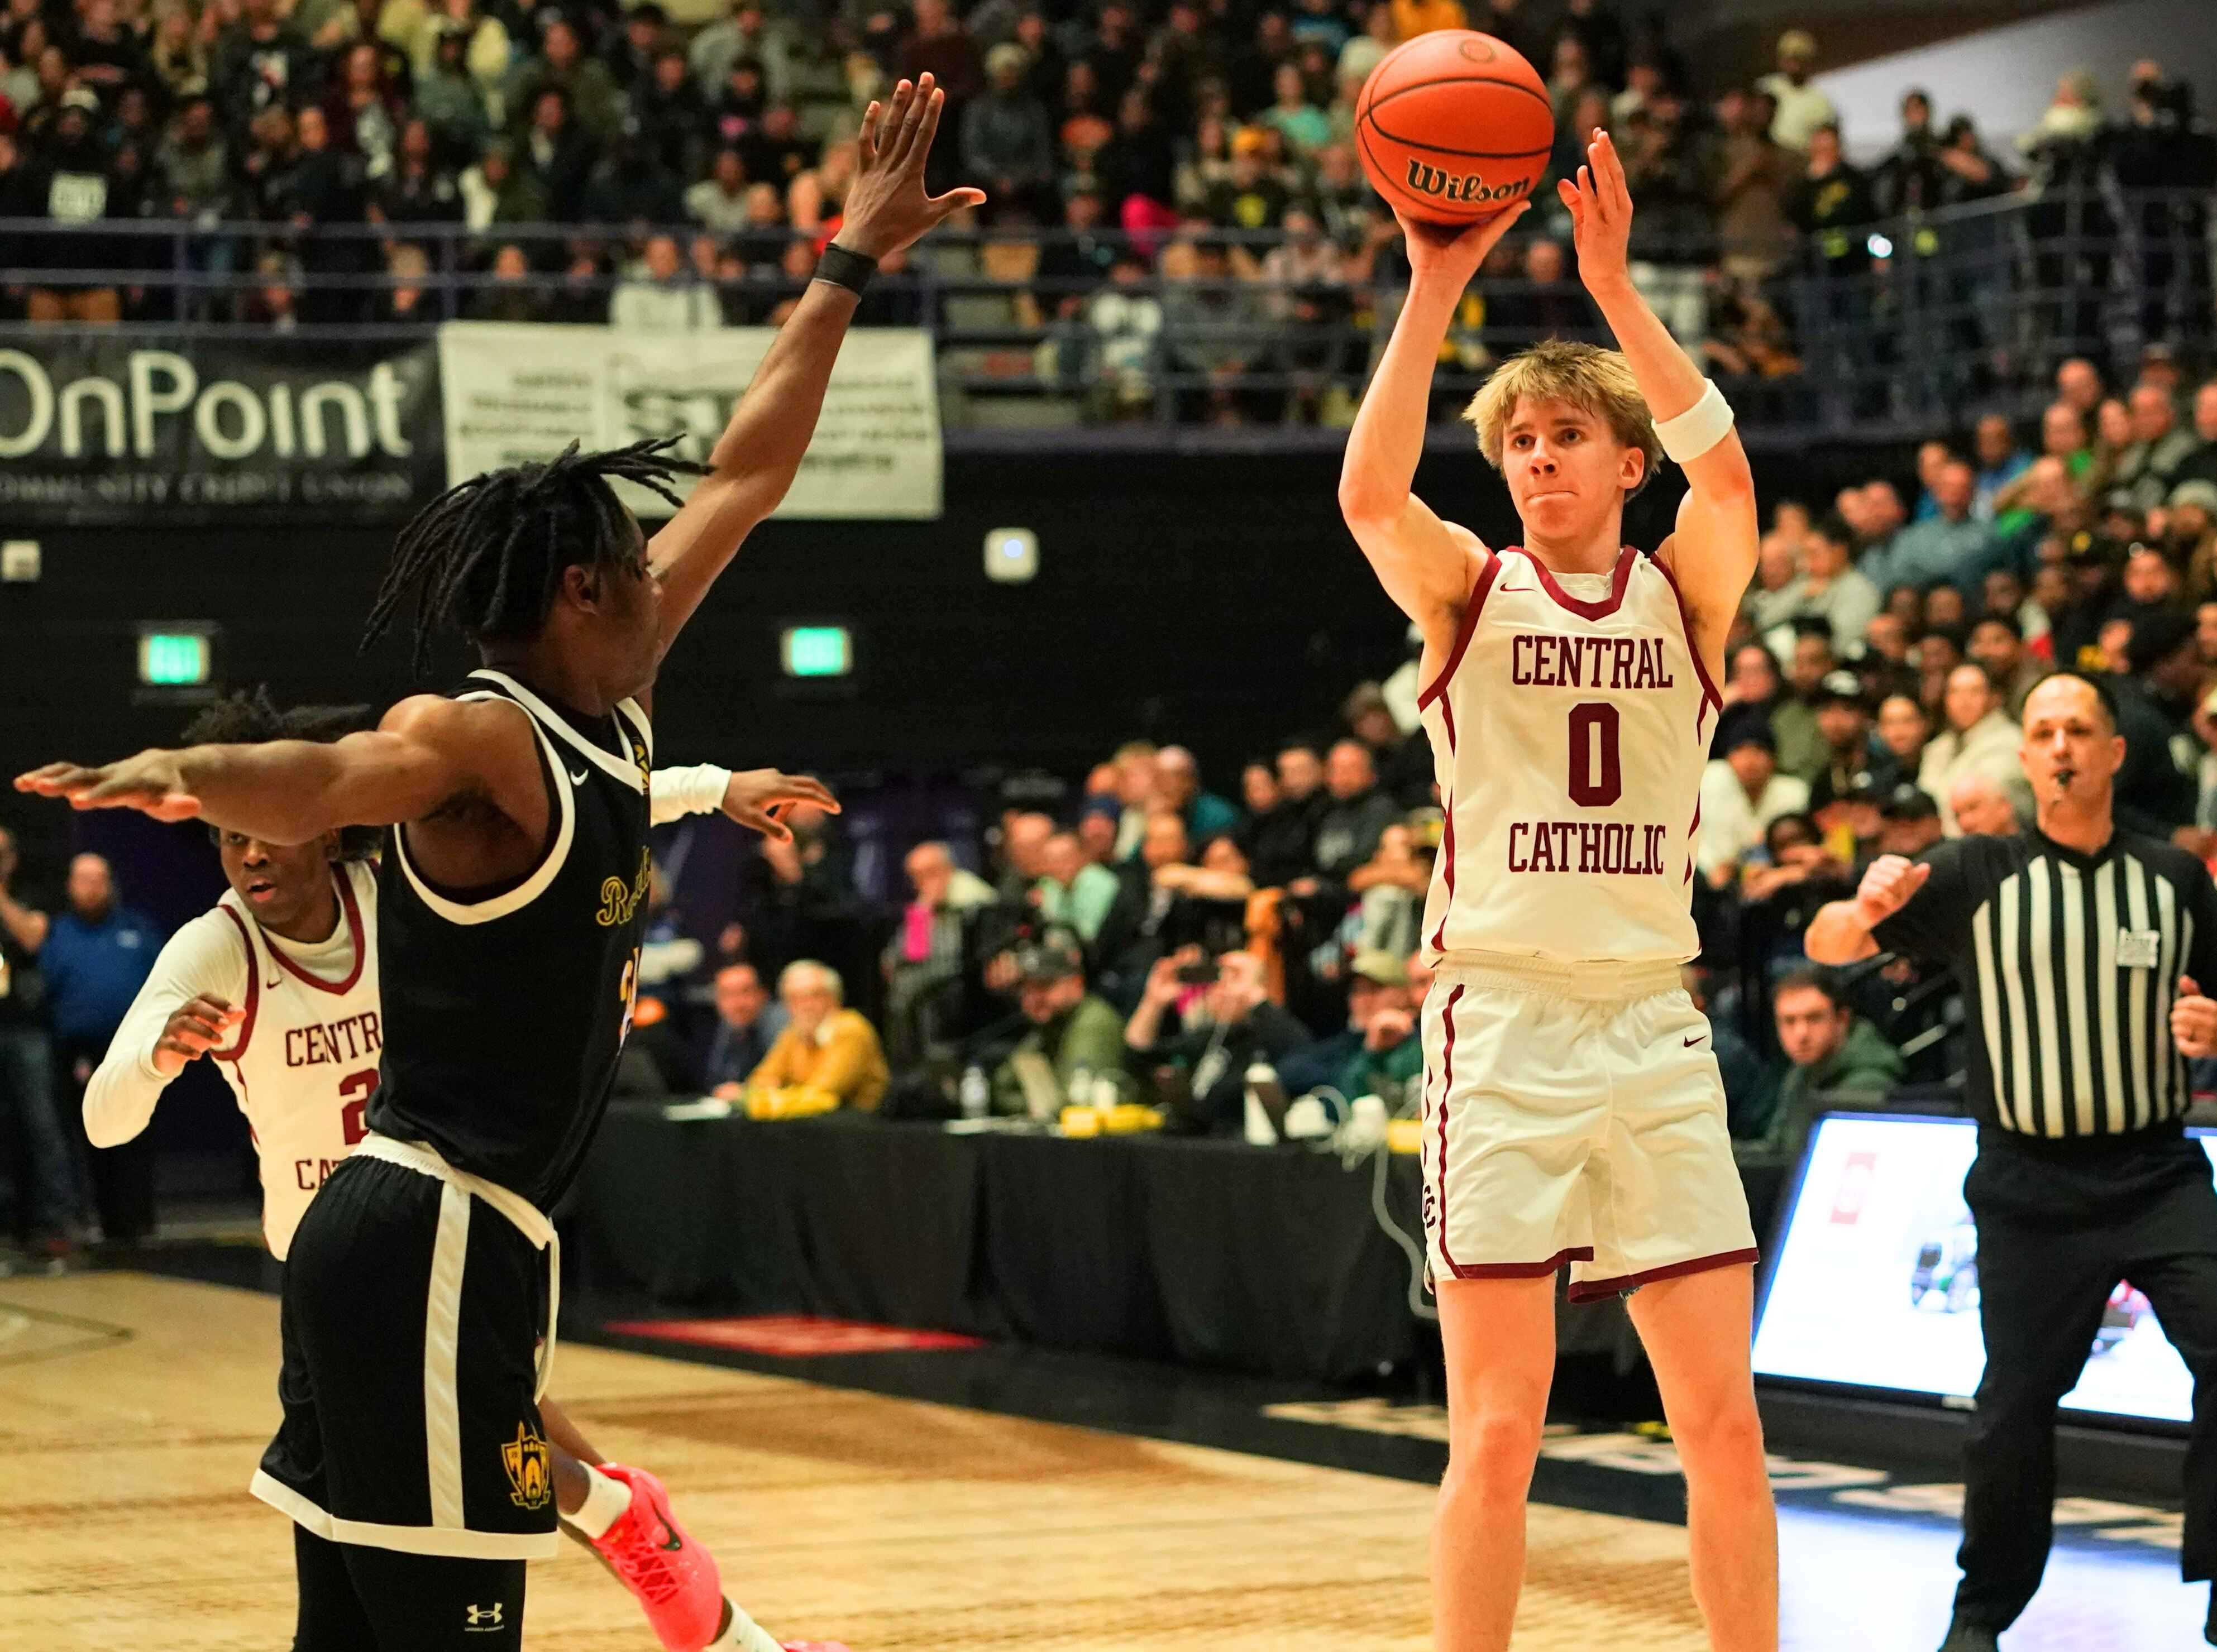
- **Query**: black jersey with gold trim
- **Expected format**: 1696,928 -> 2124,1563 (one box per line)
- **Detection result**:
364,668 -> 653,1208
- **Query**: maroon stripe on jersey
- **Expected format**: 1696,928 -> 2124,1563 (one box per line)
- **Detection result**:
214,906 -> 261,1061
265,868 -> 367,997
1433,983 -> 1466,1275
1445,1246 -> 1596,1281
1509,544 -> 1636,621
1566,1247 -> 1760,1303
1416,552 -> 1503,711
1430,698 -> 1458,952
1648,554 -> 1724,713
1683,799 -> 1701,884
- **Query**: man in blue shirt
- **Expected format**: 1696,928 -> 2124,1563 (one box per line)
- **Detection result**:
1865,457 -> 2006,595
0,827 -> 87,1261
39,854 -> 163,1245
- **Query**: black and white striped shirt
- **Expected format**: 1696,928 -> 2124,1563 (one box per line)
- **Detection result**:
1872,827 -> 2217,1139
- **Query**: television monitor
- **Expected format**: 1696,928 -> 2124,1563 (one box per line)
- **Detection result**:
1750,1111 -> 2204,1429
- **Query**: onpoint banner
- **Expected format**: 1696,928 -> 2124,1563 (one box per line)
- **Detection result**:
0,334 -> 442,522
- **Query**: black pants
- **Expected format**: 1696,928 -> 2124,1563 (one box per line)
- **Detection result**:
57,1034 -> 155,1243
293,1526 -> 525,1651
1955,1126 -> 2217,1629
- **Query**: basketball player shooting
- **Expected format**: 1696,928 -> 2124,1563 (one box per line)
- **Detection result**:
18,73 -> 980,1652
1338,131 -> 1774,1651
77,690 -> 840,1652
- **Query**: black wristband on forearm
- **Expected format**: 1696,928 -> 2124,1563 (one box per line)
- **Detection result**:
813,242 -> 877,296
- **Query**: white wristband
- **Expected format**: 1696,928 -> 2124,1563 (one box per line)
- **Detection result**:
649,764 -> 732,827
1654,379 -> 1735,465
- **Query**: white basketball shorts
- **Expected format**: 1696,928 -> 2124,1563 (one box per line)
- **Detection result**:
1419,953 -> 1757,1301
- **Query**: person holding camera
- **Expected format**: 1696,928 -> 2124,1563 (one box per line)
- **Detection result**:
1124,945 -> 1310,1135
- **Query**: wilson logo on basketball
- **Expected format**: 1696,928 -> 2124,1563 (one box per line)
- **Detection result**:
1403,161 -> 1532,208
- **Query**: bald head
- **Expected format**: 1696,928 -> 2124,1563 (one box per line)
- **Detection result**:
1948,773 -> 2019,837
1004,813 -> 1054,879
1154,745 -> 1199,807
66,853 -> 113,920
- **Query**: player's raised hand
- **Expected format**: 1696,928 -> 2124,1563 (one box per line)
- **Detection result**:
1559,128 -> 1633,288
2173,976 -> 2217,1058
15,751 -> 203,821
833,74 -> 988,260
717,769 -> 840,841
153,994 -> 243,1077
1851,854 -> 1931,927
1391,199 -> 1530,291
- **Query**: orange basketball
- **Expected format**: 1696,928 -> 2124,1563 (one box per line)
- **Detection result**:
1355,30 -> 1554,227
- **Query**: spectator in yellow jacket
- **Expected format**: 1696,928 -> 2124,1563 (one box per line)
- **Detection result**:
744,960 -> 890,1112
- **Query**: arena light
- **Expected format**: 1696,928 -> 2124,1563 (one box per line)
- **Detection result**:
781,625 -> 852,678
137,625 -> 214,687
1867,232 -> 1894,259
985,528 -> 1038,583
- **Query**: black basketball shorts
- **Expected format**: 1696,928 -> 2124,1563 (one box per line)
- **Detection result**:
252,1150 -> 561,1560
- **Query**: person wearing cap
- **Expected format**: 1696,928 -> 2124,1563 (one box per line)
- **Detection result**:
1697,725 -> 1810,884
990,932 -> 1129,1116
2112,607 -> 2206,837
1124,945 -> 1310,1133
1205,126 -> 1291,231
1875,781 -> 1943,858
1966,610 -> 2051,718
743,960 -> 890,1112
17,88 -> 125,324
2168,480 -> 2217,598
1756,28 -> 1836,152
1921,663 -> 2032,836
962,41 -> 1052,219
1807,671 -> 1891,813
1272,947 -> 1412,1099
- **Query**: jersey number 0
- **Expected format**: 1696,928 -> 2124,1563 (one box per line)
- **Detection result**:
1568,703 -> 1624,807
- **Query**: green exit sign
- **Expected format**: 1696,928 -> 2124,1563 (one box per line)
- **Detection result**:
138,629 -> 212,686
781,626 -> 852,678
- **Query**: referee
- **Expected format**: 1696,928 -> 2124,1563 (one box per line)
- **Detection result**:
1808,671 -> 2217,1652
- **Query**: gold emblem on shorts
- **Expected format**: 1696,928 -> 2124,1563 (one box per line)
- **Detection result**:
501,1423 -> 552,1510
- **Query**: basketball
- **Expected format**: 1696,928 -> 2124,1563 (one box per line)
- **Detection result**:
1355,30 -> 1554,227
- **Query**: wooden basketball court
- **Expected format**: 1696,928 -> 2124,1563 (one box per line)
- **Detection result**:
0,1270 -> 1712,1650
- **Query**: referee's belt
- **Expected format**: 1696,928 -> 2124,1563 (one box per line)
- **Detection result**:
355,1133 -> 561,1404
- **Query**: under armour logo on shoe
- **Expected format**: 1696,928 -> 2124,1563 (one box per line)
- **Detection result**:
465,1603 -> 505,1632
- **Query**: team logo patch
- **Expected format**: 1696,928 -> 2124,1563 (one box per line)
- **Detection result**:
500,1422 -> 552,1510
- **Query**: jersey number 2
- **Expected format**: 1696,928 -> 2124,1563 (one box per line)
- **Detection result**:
338,1069 -> 377,1146
1568,703 -> 1623,807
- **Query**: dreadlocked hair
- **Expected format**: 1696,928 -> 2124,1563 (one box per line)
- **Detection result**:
180,687 -> 382,860
362,437 -> 695,674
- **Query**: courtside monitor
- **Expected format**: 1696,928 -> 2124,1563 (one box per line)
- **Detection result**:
1752,1110 -> 2203,1429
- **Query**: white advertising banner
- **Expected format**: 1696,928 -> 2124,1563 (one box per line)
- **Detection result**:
436,322 -> 941,519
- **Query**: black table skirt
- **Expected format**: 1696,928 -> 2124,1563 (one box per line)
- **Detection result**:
569,1109 -> 1426,1381
567,1108 -> 1790,1384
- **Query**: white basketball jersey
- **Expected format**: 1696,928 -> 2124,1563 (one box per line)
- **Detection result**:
208,861 -> 384,1258
1417,545 -> 1719,965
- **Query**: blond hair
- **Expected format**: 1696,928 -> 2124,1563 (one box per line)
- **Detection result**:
1461,339 -> 1662,499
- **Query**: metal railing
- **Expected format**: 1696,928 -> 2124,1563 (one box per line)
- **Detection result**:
3,185 -> 2211,439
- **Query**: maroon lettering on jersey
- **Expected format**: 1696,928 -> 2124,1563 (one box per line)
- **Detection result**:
285,1011 -> 387,1067
1507,818 -> 1669,875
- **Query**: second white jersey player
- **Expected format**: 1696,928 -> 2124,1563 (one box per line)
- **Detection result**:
85,859 -> 380,1258
1417,543 -> 1718,965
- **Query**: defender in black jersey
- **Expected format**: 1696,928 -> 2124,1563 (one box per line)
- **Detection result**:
18,75 -> 981,1652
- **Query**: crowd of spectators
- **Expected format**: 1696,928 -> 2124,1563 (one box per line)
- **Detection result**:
2,0 -> 2211,422
14,363 -> 2217,1243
